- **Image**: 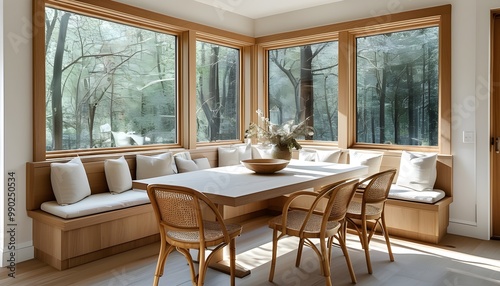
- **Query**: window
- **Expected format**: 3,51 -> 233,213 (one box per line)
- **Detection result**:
260,5 -> 450,152
267,41 -> 339,141
45,7 -> 177,151
196,41 -> 240,142
356,27 -> 439,146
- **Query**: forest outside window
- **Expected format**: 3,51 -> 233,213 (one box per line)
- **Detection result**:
355,26 -> 439,147
267,40 -> 339,142
196,41 -> 240,142
45,7 -> 177,151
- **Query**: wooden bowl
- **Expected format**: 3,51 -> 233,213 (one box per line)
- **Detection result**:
241,159 -> 289,174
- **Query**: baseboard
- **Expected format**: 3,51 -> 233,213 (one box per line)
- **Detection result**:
0,242 -> 34,267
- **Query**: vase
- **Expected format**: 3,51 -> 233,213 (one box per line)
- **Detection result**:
270,144 -> 292,160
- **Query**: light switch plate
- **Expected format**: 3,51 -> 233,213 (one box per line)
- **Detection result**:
463,131 -> 474,144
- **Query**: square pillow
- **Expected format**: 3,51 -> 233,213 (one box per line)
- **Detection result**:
50,157 -> 91,205
175,157 -> 198,173
175,157 -> 211,173
218,147 -> 240,166
104,156 -> 132,194
136,152 -> 174,179
348,150 -> 383,177
316,149 -> 342,163
238,142 -> 252,161
218,142 -> 252,166
299,148 -> 317,161
172,152 -> 192,173
396,151 -> 437,191
193,157 -> 211,170
251,145 -> 272,159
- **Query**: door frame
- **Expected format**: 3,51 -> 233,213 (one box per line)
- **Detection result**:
490,10 -> 500,239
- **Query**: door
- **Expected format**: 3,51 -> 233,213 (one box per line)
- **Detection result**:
491,12 -> 500,239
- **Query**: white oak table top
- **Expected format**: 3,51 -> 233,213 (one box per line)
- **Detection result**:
132,160 -> 367,207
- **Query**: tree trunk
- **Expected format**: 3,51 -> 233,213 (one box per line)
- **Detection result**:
300,45 -> 314,139
427,45 -> 437,145
378,53 -> 388,143
406,63 -> 415,144
208,46 -> 220,141
50,12 -> 71,150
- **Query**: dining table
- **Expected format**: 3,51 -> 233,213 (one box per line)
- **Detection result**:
132,159 -> 368,277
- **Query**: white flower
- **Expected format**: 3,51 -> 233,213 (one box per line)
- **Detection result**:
245,110 -> 314,150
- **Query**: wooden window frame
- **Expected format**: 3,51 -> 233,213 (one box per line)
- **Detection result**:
32,2 -> 450,161
256,5 -> 451,154
32,0 -> 253,161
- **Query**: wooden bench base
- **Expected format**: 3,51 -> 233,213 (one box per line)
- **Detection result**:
384,196 -> 452,244
28,204 -> 159,270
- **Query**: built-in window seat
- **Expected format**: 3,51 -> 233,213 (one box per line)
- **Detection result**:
26,146 -> 452,271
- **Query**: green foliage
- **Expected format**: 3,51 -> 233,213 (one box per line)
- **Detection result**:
45,7 -> 177,150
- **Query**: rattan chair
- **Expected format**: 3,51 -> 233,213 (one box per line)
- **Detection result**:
147,184 -> 242,286
345,169 -> 397,274
268,179 -> 359,286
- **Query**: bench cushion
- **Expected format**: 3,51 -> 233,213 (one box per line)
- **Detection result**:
389,184 -> 445,204
41,190 -> 150,219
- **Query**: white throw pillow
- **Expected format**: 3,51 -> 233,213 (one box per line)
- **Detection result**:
238,142 -> 252,161
316,150 -> 342,163
194,158 -> 211,170
172,152 -> 192,173
136,152 -> 174,179
299,149 -> 342,163
104,156 -> 132,194
50,157 -> 91,205
218,147 -> 240,166
348,150 -> 383,177
175,157 -> 198,172
396,151 -> 437,191
218,142 -> 252,166
299,149 -> 317,161
175,157 -> 211,172
251,145 -> 272,159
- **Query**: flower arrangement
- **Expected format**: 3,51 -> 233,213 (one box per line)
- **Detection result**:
245,109 -> 314,151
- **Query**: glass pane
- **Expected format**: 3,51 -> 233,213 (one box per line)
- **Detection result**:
268,41 -> 339,142
356,27 -> 439,146
196,41 -> 240,142
45,8 -> 177,151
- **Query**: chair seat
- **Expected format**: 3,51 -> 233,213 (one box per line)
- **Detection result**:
347,201 -> 382,217
167,221 -> 242,247
269,210 -> 341,238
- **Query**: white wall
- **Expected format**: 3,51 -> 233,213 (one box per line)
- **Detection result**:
1,0 -> 34,266
1,0 -> 498,265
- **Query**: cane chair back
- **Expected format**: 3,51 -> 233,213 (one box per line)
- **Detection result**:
147,184 -> 242,286
346,169 -> 397,274
268,179 -> 359,286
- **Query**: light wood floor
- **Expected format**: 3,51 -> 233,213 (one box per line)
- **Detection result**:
2,216 -> 500,286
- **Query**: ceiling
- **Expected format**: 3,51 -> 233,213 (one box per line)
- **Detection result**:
194,0 -> 344,19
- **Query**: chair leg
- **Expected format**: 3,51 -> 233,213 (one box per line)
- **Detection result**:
361,217 -> 373,274
295,238 -> 304,267
337,234 -> 357,284
177,247 -> 197,284
197,248 -> 206,286
269,229 -> 279,282
319,238 -> 332,286
153,234 -> 173,286
381,214 -> 394,262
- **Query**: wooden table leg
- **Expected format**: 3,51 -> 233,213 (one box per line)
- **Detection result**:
208,204 -> 251,278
